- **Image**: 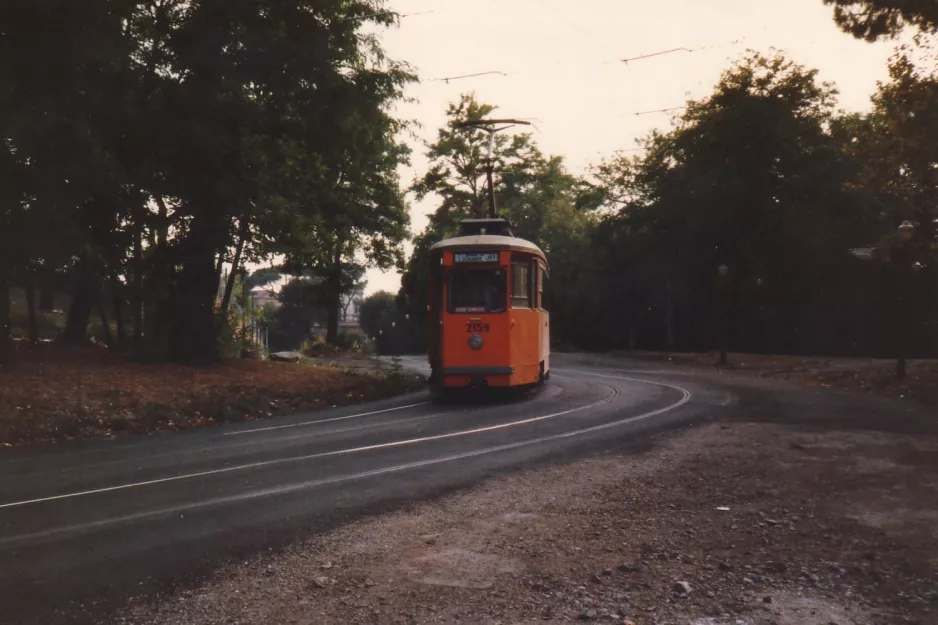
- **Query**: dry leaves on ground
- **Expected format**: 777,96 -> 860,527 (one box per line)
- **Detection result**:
0,345 -> 424,446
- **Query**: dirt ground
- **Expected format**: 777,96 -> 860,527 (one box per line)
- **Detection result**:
118,420 -> 938,625
0,345 -> 423,446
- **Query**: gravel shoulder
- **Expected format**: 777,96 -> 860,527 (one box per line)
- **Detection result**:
119,420 -> 938,625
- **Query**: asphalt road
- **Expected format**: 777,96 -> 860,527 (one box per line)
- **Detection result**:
0,354 -> 932,624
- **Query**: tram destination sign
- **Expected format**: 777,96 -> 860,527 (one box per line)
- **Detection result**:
454,251 -> 499,264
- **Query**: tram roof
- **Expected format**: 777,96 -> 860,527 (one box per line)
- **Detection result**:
430,234 -> 547,262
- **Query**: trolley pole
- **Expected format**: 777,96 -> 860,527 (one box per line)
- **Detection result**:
456,118 -> 532,219
485,131 -> 497,217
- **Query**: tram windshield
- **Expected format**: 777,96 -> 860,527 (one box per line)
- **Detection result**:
448,268 -> 507,314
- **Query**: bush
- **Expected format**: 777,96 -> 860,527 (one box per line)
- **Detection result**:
300,333 -> 328,357
334,331 -> 360,349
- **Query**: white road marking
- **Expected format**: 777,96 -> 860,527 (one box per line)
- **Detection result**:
0,373 -> 693,544
223,402 -> 429,436
0,388 -> 617,510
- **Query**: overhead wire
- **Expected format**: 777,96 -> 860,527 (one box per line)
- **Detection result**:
621,38 -> 746,64
339,9 -> 434,22
427,71 -> 509,84
635,106 -> 688,116
418,37 -> 748,87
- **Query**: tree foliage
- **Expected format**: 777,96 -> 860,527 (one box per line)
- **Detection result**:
583,51 -> 896,354
359,291 -> 398,340
823,0 -> 938,41
399,93 -> 592,350
0,0 -> 412,362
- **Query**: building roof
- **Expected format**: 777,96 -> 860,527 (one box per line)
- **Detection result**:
430,234 -> 547,264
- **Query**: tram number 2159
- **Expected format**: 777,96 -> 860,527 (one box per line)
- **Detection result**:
466,322 -> 490,333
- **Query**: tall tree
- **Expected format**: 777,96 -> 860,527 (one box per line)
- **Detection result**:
589,51 -> 876,354
400,93 -> 586,349
410,93 -> 560,237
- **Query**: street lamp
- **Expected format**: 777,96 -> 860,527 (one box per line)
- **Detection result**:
895,221 -> 916,379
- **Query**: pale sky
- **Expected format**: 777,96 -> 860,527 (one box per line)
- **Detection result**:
359,0 -> 898,296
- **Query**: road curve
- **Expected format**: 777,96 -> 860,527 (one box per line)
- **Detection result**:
0,357 -> 727,624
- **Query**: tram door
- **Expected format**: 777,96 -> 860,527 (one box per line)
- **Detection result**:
427,253 -> 444,384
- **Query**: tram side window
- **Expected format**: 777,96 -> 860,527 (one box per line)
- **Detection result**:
536,265 -> 544,309
511,262 -> 531,309
449,269 -> 506,313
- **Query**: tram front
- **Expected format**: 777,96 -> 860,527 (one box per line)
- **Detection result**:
427,219 -> 549,393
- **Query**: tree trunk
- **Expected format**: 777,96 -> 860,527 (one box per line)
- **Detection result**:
0,274 -> 12,364
220,213 -> 251,319
215,250 -> 226,288
132,209 -> 143,350
39,282 -> 55,312
25,268 -> 38,345
169,210 -> 224,363
326,242 -> 343,344
96,301 -> 115,350
110,271 -> 127,351
61,273 -> 97,345
155,195 -> 170,249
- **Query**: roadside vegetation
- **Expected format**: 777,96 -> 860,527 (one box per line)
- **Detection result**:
0,343 -> 422,447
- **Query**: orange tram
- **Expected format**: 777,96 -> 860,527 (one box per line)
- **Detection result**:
427,218 -> 550,395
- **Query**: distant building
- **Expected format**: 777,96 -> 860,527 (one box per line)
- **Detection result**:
339,285 -> 365,336
250,284 -> 280,309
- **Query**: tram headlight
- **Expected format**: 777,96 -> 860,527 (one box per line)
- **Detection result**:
468,334 -> 484,350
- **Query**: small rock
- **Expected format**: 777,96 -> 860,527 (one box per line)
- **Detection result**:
310,576 -> 333,589
602,568 -> 613,576
673,581 -> 693,595
617,563 -> 642,573
763,596 -> 772,603
719,561 -> 734,571
321,562 -> 333,570
578,609 -> 597,621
